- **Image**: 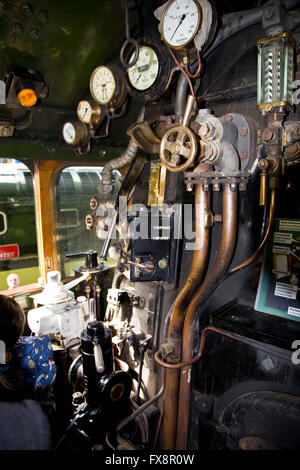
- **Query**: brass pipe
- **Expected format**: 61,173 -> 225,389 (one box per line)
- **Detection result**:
176,183 -> 238,449
163,183 -> 211,450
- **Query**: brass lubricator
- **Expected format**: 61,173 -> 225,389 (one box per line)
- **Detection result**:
160,95 -> 198,172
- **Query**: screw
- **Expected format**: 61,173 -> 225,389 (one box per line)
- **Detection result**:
186,183 -> 193,192
239,127 -> 248,136
158,259 -> 168,269
22,3 -> 33,16
261,128 -> 275,143
12,23 -> 23,36
264,8 -> 275,20
30,29 -> 39,40
239,150 -> 248,160
38,10 -> 49,24
213,183 -> 220,191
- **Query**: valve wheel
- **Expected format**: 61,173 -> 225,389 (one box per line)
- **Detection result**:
160,125 -> 197,173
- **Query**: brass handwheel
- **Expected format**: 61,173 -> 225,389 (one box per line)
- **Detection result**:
160,125 -> 197,172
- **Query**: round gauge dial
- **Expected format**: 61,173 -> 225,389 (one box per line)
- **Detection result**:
62,121 -> 88,146
90,66 -> 117,105
160,0 -> 201,50
127,45 -> 159,91
77,100 -> 102,125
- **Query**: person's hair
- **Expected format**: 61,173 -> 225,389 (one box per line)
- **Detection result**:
0,295 -> 25,349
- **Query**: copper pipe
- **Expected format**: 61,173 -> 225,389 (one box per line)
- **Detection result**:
176,183 -> 238,449
163,183 -> 211,450
227,189 -> 276,277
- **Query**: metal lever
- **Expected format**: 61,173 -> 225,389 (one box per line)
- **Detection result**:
99,210 -> 118,260
93,343 -> 105,373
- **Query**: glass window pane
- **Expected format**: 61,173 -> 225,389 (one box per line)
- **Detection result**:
56,166 -> 121,278
0,159 -> 39,291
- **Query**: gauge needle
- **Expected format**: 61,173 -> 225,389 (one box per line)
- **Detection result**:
102,84 -> 107,100
171,14 -> 186,40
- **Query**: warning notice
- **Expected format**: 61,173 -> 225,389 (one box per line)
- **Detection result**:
255,219 -> 300,322
0,244 -> 19,260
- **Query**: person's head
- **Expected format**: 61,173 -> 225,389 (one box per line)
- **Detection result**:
6,273 -> 20,290
0,295 -> 25,349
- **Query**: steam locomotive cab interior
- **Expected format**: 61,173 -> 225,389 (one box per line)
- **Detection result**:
1,0 -> 300,452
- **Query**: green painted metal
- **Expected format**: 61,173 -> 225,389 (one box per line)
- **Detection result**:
0,0 -> 124,107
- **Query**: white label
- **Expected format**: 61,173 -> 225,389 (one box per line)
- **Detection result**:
275,282 -> 298,300
279,220 -> 300,232
272,245 -> 291,255
288,307 -> 300,317
274,232 -> 293,244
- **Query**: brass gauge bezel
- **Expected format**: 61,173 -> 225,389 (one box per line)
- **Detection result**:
89,64 -> 126,109
160,0 -> 202,50
77,100 -> 102,125
62,121 -> 89,146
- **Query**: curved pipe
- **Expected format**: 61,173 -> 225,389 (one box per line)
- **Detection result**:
100,107 -> 145,190
163,183 -> 211,450
227,189 -> 276,277
205,0 -> 300,58
176,183 -> 238,449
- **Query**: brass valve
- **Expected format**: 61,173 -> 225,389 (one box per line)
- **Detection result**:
159,95 -> 198,173
257,158 -> 270,206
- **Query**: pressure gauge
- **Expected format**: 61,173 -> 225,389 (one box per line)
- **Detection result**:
125,37 -> 173,103
77,100 -> 102,125
62,121 -> 89,146
89,64 -> 126,108
127,45 -> 159,91
160,0 -> 202,50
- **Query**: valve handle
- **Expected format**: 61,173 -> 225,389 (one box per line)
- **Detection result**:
159,95 -> 197,173
160,126 -> 197,172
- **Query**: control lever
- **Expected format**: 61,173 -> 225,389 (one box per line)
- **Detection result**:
160,95 -> 198,172
119,255 -> 155,274
93,343 -> 105,373
64,250 -> 100,270
99,210 -> 118,261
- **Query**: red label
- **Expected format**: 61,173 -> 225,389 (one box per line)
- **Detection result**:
0,244 -> 19,260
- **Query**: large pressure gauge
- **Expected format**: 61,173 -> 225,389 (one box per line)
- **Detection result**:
77,100 -> 102,125
89,64 -> 125,108
62,121 -> 89,146
160,0 -> 202,50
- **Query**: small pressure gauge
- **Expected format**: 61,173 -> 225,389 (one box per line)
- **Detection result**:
89,64 -> 126,108
160,0 -> 202,50
125,37 -> 173,103
77,100 -> 102,125
62,121 -> 89,146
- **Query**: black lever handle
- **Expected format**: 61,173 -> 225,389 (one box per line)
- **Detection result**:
64,250 -> 98,269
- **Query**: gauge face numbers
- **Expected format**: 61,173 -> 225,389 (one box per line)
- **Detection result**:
127,46 -> 159,91
161,0 -> 201,49
77,100 -> 101,125
90,66 -> 117,105
62,121 -> 88,145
